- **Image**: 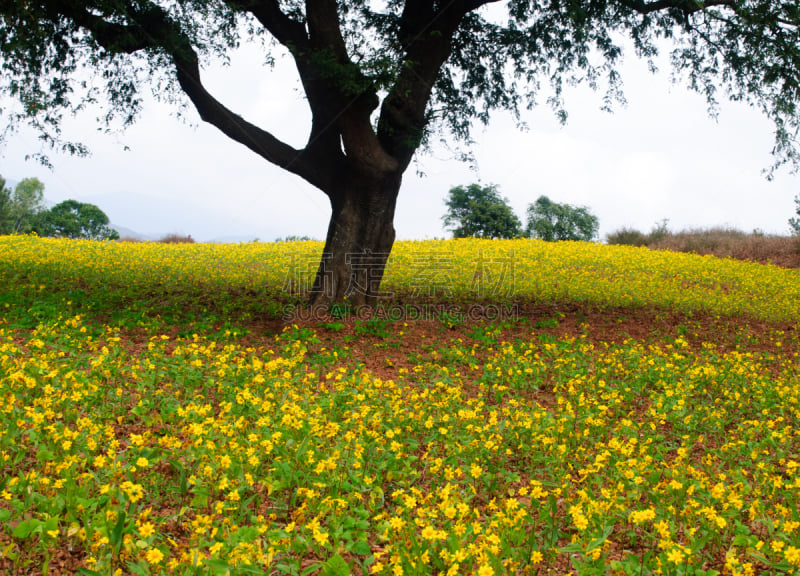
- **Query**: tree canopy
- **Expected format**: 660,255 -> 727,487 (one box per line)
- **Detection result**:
790,194 -> 800,235
526,195 -> 600,241
0,177 -> 46,234
1,1 -> 799,306
443,183 -> 522,239
35,199 -> 120,240
0,177 -> 9,232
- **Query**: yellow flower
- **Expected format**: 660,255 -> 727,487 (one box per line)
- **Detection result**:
138,522 -> 155,538
573,512 -> 589,531
667,548 -> 685,564
478,564 -> 494,576
629,508 -> 656,524
530,551 -> 544,565
120,481 -> 144,503
785,546 -> 800,567
389,517 -> 405,531
421,525 -> 438,540
313,530 -> 329,546
470,463 -> 483,479
145,548 -> 164,564
135,457 -> 149,468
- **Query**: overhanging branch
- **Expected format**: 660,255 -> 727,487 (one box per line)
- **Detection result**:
56,0 -> 328,190
222,0 -> 308,52
618,0 -> 736,15
172,52 -> 323,188
69,9 -> 152,53
463,0 -> 503,12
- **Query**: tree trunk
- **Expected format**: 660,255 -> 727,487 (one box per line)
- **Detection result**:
309,170 -> 401,311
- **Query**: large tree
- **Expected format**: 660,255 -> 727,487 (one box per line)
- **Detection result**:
1,1 -> 799,307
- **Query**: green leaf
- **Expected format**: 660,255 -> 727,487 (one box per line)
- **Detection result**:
237,567 -> 270,574
746,551 -> 774,568
12,519 -> 37,539
127,563 -> 149,576
43,515 -> 59,535
110,510 -> 127,548
205,558 -> 233,575
350,539 -> 372,555
585,525 -> 614,553
190,487 -> 209,508
732,534 -> 752,546
301,562 -> 323,576
321,554 -> 350,576
36,449 -> 55,462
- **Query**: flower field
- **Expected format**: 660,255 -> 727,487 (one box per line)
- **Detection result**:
1,235 -> 799,575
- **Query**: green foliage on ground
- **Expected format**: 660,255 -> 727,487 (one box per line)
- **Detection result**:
1,237 -> 800,575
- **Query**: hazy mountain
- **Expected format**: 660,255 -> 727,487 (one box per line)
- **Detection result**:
111,224 -> 153,241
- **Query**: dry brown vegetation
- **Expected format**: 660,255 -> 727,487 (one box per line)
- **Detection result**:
157,233 -> 195,243
607,225 -> 800,268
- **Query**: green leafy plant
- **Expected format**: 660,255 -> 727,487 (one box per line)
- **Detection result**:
354,317 -> 393,338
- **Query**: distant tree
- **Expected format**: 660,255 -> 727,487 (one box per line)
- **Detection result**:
0,177 -> 10,232
0,177 -> 46,234
526,196 -> 599,242
790,195 -> 800,235
275,235 -> 317,242
36,199 -> 119,240
443,184 -> 522,240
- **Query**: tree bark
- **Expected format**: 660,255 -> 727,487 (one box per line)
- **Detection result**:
309,169 -> 402,311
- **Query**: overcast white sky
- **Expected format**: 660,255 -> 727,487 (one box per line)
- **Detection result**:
1,24 -> 798,242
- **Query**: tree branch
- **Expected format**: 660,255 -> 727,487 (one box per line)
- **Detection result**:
306,0 -> 347,57
59,0 -> 330,190
172,51 -> 326,188
222,0 -> 308,52
463,0 -> 503,12
68,9 -> 152,53
617,0 -> 735,15
303,0 -> 398,173
379,0 -> 469,168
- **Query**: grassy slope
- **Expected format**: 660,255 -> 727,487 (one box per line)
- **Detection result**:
1,236 -> 799,576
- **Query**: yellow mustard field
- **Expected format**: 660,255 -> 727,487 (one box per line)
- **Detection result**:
2,235 -> 800,321
0,235 -> 799,576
